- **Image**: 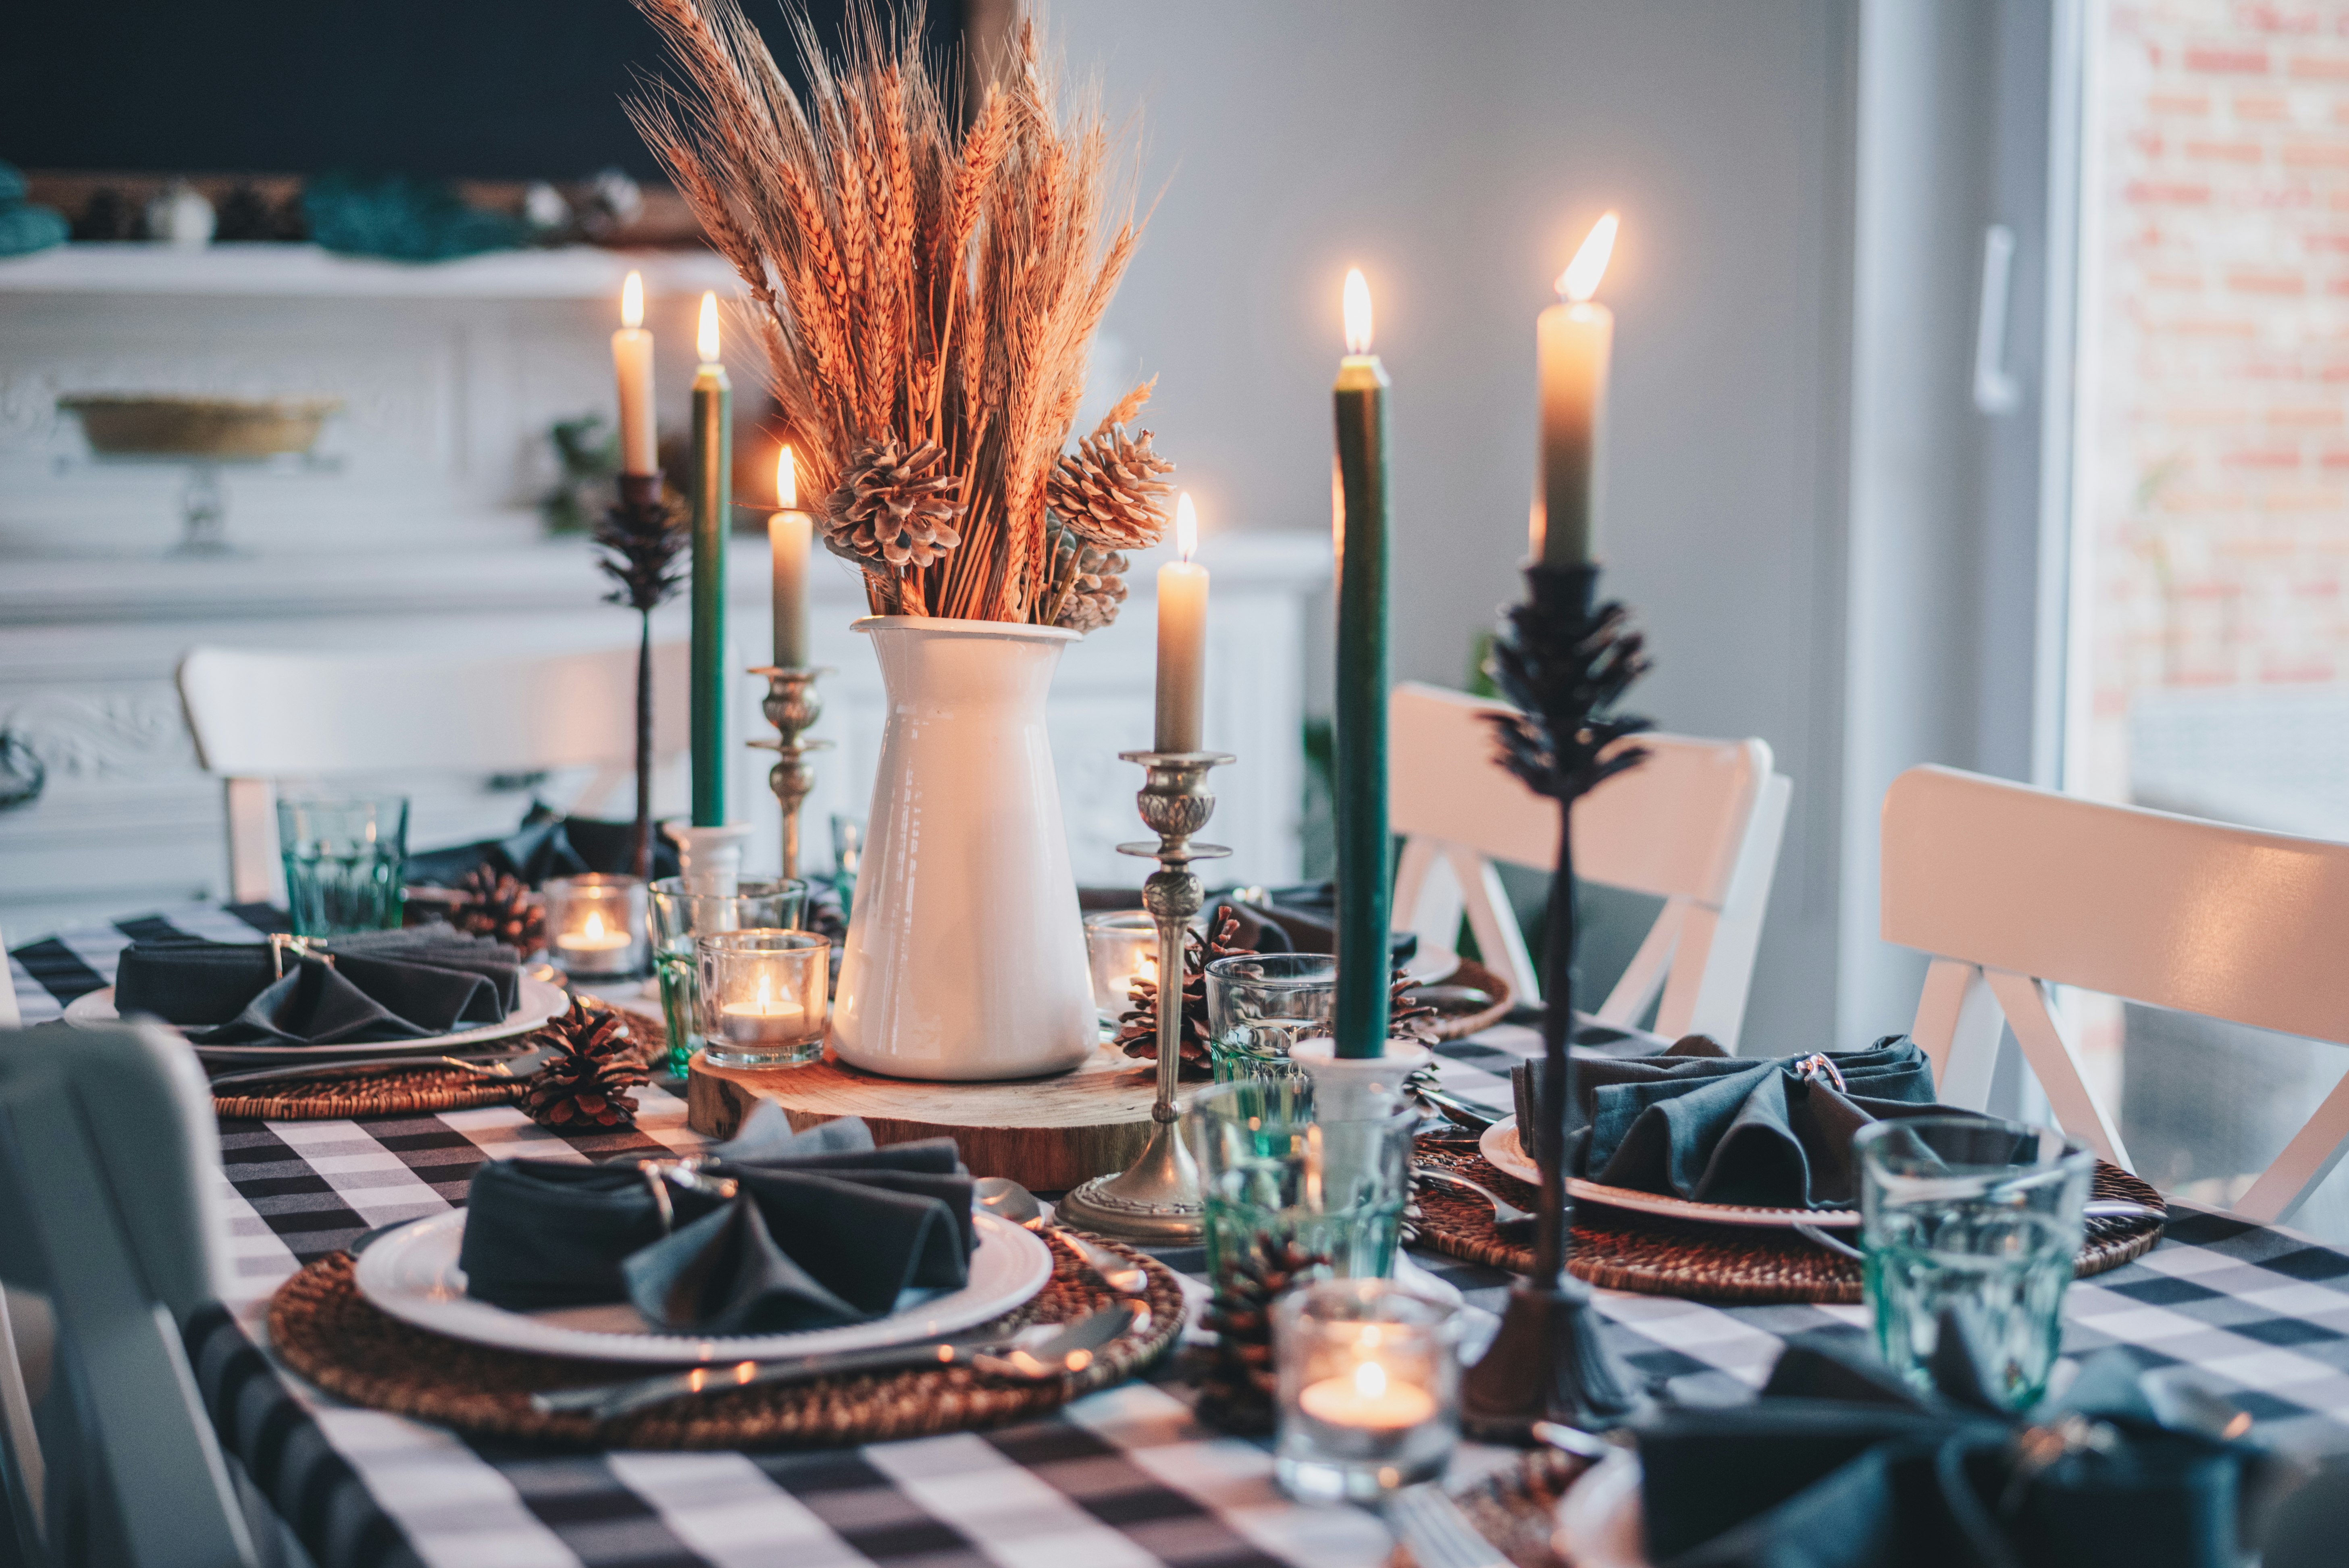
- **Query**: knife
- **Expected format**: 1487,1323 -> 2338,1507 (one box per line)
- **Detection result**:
529,1302 -> 1142,1422
207,1054 -> 524,1091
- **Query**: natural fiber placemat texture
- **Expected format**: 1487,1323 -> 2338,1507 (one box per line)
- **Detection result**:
1425,958 -> 1513,1042
1411,1140 -> 2167,1305
214,1065 -> 526,1121
1389,1448 -> 1596,1568
269,1231 -> 1185,1449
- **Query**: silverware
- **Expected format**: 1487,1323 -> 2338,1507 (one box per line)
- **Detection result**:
1414,1165 -> 1534,1231
1386,1483 -> 1512,1568
1796,1198 -> 2165,1263
1412,1085 -> 1498,1134
206,1054 -> 522,1091
1529,1420 -> 1615,1461
528,1302 -> 1140,1422
973,1176 -> 1151,1293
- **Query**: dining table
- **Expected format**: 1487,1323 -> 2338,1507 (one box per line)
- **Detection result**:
13,900 -> 2349,1568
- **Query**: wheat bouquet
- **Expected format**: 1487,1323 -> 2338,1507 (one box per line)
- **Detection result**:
632,0 -> 1172,630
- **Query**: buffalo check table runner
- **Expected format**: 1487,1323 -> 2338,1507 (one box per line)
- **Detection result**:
15,906 -> 2349,1568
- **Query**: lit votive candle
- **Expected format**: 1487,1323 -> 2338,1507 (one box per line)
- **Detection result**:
695,928 -> 829,1068
544,874 -> 647,980
1275,1280 -> 1459,1504
1083,909 -> 1159,1027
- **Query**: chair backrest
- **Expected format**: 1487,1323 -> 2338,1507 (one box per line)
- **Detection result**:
178,641 -> 691,902
0,1023 -> 253,1567
1388,681 -> 1793,1049
1883,764 -> 2349,1222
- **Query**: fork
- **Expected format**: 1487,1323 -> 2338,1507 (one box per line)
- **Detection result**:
1386,1484 -> 1511,1568
1414,1165 -> 1535,1231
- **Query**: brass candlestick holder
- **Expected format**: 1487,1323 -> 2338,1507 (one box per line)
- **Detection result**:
747,665 -> 833,881
1057,749 -> 1234,1246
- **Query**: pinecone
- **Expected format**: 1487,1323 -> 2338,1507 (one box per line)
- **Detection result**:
1196,1234 -> 1332,1435
1047,424 -> 1174,550
822,437 -> 963,570
593,482 -> 688,614
1114,909 -> 1252,1077
448,868 -> 544,955
1051,530 -> 1130,634
521,999 -> 651,1129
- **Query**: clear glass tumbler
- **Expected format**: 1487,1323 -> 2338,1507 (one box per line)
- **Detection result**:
1205,953 -> 1336,1085
1273,1279 -> 1460,1503
1857,1114 -> 2093,1409
1192,1078 -> 1416,1294
544,873 -> 646,979
277,796 -> 409,936
1084,910 -> 1158,1026
648,878 -> 807,1076
695,929 -> 830,1068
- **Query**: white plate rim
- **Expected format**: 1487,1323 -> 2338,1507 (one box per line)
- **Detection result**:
69,975 -> 567,1059
352,1207 -> 1055,1364
1402,944 -> 1462,987
1552,1447 -> 1648,1568
1477,1115 -> 1862,1231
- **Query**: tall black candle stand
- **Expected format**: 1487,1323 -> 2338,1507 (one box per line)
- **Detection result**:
1459,560 -> 1654,1441
594,473 -> 688,882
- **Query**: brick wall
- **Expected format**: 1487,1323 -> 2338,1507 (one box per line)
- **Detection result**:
2087,1 -> 2349,803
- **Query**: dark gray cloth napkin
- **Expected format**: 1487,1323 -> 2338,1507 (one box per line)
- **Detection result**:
1637,1328 -> 2299,1568
1511,1035 -> 1954,1209
457,1113 -> 976,1335
113,929 -> 522,1046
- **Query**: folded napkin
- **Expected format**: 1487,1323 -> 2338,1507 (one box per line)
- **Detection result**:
114,929 -> 522,1046
1511,1035 -> 1955,1209
404,809 -> 680,890
458,1113 -> 976,1335
1636,1328 -> 2299,1568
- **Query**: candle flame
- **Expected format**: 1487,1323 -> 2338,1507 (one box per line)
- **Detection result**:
1354,1360 -> 1388,1400
621,270 -> 644,328
1342,268 -> 1373,354
583,910 -> 605,939
697,291 -> 721,362
1176,491 -> 1198,561
755,967 -> 773,1013
1136,951 -> 1159,987
1557,212 -> 1619,304
776,444 -> 797,508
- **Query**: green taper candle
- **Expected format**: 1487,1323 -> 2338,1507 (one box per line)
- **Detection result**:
1332,268 -> 1392,1059
690,291 -> 732,828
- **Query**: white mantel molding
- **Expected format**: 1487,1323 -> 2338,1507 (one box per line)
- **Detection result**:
0,243 -> 739,300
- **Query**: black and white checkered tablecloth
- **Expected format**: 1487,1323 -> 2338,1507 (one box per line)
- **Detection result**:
15,906 -> 2349,1568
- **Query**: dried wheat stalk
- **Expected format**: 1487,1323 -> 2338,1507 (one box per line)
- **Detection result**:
630,0 -> 1155,624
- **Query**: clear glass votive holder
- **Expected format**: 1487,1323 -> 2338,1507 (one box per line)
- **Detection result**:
278,796 -> 410,936
1084,910 -> 1159,1025
1273,1279 -> 1460,1504
695,929 -> 830,1068
1192,1078 -> 1416,1295
1858,1114 -> 2094,1410
1206,952 -> 1336,1086
649,878 -> 807,1076
543,873 -> 646,979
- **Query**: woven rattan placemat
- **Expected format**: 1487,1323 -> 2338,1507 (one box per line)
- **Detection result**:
214,1065 -> 527,1121
1411,1140 -> 2167,1305
269,1230 -> 1184,1449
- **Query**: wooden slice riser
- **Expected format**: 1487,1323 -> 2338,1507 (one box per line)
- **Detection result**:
686,1046 -> 1163,1192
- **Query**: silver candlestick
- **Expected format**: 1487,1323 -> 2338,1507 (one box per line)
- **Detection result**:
1057,749 -> 1234,1245
747,665 -> 833,881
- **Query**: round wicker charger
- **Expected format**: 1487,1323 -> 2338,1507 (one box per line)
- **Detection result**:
1411,1141 -> 2167,1305
214,1065 -> 527,1121
1390,1447 -> 1596,1568
1422,957 -> 1513,1042
269,1231 -> 1184,1449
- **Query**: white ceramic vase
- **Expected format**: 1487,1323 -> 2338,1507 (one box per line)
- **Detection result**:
830,616 -> 1097,1081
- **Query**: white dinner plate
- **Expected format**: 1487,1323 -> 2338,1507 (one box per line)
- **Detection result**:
69,975 -> 569,1063
1402,944 -> 1462,987
1552,1448 -> 1649,1568
1477,1115 -> 1862,1231
353,1207 -> 1055,1365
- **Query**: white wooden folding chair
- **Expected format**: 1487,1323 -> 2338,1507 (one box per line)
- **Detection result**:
0,1021 -> 255,1567
177,642 -> 691,903
1388,681 -> 1793,1050
1882,764 -> 2349,1223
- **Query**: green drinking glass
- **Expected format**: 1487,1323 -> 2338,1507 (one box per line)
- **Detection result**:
647,877 -> 807,1077
277,797 -> 408,936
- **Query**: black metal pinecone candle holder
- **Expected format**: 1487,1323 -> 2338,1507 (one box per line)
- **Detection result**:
1459,560 -> 1654,1441
595,473 -> 688,882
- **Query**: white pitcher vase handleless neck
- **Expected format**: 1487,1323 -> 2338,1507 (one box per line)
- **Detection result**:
828,615 -> 1099,1082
